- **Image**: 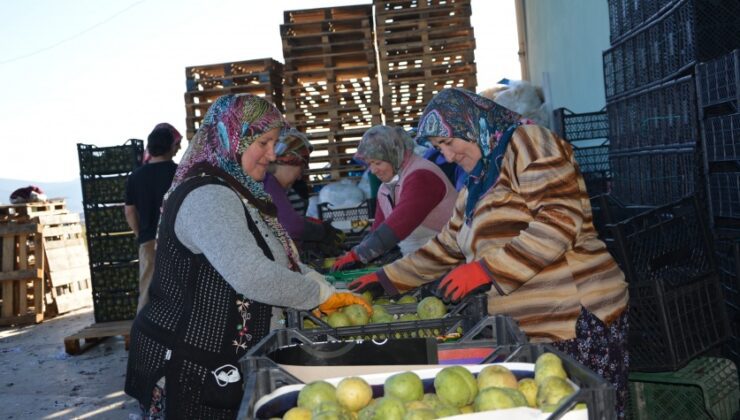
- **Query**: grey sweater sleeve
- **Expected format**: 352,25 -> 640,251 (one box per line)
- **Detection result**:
174,184 -> 326,310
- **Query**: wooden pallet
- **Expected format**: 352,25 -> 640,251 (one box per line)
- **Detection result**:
0,199 -> 67,223
284,4 -> 372,24
38,213 -> 92,315
64,320 -> 132,355
0,223 -> 44,326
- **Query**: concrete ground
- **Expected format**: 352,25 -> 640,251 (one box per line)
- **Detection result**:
0,307 -> 138,419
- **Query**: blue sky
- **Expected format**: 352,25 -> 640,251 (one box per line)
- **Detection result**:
0,0 -> 519,182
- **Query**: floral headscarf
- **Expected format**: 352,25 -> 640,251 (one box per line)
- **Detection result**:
167,94 -> 301,269
275,127 -> 312,168
355,125 -> 415,173
416,88 -> 529,222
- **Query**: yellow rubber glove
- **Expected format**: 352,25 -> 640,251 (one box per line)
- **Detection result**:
313,292 -> 374,317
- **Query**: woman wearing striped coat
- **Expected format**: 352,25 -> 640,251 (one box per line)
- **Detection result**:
349,88 -> 629,418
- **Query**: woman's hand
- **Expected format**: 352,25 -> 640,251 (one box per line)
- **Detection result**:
331,250 -> 362,271
314,292 -> 374,316
438,261 -> 492,302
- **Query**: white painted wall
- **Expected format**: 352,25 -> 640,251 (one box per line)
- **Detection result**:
523,0 -> 611,114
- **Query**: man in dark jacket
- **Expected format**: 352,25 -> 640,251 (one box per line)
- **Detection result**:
124,123 -> 181,312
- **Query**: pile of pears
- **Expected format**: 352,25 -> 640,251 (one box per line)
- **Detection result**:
305,295 -> 449,330
274,352 -> 581,419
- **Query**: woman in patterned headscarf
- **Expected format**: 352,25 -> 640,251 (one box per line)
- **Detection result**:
349,88 -> 630,418
262,127 -> 343,254
332,125 -> 457,271
125,94 -> 370,420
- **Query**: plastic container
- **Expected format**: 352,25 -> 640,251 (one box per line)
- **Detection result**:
606,76 -> 698,152
92,289 -> 137,323
239,343 -> 615,420
89,261 -> 139,294
696,49 -> 739,111
604,0 -> 740,100
552,108 -> 608,142
80,175 -> 130,206
285,293 -> 488,341
709,172 -> 740,221
607,0 -> 677,43
702,112 -> 740,164
609,147 -> 697,207
609,196 -> 730,371
87,233 -> 138,265
76,140 -> 144,176
628,357 -> 740,420
84,204 -> 130,234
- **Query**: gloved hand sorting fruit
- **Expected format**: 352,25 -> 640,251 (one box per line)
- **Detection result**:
328,88 -> 630,417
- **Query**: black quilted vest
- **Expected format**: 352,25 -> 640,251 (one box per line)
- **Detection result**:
125,169 -> 274,419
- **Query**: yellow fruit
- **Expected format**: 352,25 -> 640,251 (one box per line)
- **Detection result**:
374,396 -> 407,420
474,387 -> 518,412
342,304 -> 370,326
336,377 -> 373,412
534,353 -> 568,385
283,406 -> 311,420
397,295 -> 418,304
517,378 -> 538,407
537,376 -> 575,407
477,365 -> 518,390
460,404 -> 474,414
327,312 -> 352,328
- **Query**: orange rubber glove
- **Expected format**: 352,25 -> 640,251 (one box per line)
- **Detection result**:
438,261 -> 492,303
314,292 -> 374,316
331,250 -> 362,272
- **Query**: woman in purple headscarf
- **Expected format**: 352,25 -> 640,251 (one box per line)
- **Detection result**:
124,94 -> 370,419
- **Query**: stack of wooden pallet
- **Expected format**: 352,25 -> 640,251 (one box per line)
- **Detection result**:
184,58 -> 284,139
375,0 -> 477,130
281,5 -> 382,186
0,199 -> 92,325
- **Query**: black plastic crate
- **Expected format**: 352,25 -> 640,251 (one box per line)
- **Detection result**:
696,49 -> 740,111
609,147 -> 697,207
607,0 -> 677,43
552,108 -> 608,142
90,261 -> 139,294
604,0 -> 740,101
609,196 -> 730,371
81,175 -> 129,205
77,140 -> 144,176
715,230 -> 740,307
249,315 -> 526,363
573,142 -> 610,174
317,199 -> 371,222
84,204 -> 130,234
93,289 -> 137,322
708,172 -> 740,221
607,76 -> 698,152
702,112 -> 740,164
87,233 -> 138,264
285,293 -> 488,341
239,343 -> 615,420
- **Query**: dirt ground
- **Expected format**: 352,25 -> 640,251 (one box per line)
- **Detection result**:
0,307 -> 138,419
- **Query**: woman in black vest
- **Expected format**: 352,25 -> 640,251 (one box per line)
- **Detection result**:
125,94 -> 370,419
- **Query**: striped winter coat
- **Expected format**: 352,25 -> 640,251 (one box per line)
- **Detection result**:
383,125 -> 629,342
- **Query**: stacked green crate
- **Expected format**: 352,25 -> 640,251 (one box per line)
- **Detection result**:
77,140 -> 144,322
629,357 -> 739,420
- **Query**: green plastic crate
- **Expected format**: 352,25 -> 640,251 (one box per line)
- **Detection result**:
324,267 -> 378,285
629,357 -> 740,420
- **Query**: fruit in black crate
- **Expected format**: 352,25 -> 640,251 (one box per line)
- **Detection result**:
474,387 -> 527,411
397,295 -> 417,304
282,406 -> 310,420
327,312 -> 351,328
534,352 -> 568,385
517,378 -> 538,407
417,296 -> 446,320
342,304 -> 369,326
537,376 -> 575,410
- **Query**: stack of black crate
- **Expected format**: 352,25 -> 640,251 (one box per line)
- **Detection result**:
77,140 -> 144,323
604,0 -> 740,207
696,49 -> 740,363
